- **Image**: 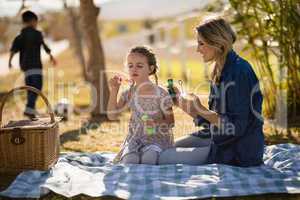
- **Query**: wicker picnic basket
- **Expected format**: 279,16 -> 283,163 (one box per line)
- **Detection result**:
0,86 -> 60,174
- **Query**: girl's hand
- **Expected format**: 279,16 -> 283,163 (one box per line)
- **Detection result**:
109,75 -> 122,91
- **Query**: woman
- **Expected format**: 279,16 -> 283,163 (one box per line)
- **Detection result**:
159,18 -> 265,167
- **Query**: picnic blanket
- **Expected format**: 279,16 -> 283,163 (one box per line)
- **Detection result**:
1,143 -> 300,199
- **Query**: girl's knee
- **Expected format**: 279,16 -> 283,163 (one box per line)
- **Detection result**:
141,150 -> 159,165
120,153 -> 140,164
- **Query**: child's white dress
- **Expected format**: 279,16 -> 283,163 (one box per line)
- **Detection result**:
117,85 -> 174,164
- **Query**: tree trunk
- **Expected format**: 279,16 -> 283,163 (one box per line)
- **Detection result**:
79,0 -> 109,119
63,1 -> 88,81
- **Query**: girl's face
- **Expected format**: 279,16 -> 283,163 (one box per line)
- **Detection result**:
127,52 -> 152,83
196,34 -> 216,62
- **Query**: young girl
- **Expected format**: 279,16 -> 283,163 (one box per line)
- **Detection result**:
107,46 -> 174,165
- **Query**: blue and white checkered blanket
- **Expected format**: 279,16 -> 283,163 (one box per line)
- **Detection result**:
1,143 -> 300,199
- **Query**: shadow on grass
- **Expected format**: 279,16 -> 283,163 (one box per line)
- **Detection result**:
59,113 -> 115,146
265,128 -> 300,146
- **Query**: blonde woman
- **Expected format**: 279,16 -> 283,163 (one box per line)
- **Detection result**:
159,18 -> 265,167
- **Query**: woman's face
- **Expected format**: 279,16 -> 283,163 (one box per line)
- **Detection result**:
196,35 -> 216,62
126,52 -> 152,83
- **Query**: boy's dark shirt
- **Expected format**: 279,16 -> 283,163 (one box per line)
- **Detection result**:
10,26 -> 51,71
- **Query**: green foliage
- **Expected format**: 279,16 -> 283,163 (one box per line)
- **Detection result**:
229,0 -> 300,120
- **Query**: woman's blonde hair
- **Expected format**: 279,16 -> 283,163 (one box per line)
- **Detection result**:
196,18 -> 236,84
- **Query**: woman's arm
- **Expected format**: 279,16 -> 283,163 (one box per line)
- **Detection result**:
172,86 -> 200,118
192,69 -> 257,137
195,104 -> 220,125
172,84 -> 219,126
176,95 -> 198,118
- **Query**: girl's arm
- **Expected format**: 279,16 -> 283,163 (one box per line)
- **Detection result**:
145,91 -> 175,132
161,107 -> 175,132
107,76 -> 128,120
145,107 -> 174,133
158,107 -> 175,127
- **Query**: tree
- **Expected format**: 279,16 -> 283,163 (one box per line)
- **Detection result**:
79,0 -> 109,120
63,0 -> 88,81
229,0 -> 300,126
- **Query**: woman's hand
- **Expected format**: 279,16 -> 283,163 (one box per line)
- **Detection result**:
172,86 -> 181,106
172,86 -> 203,107
188,93 -> 205,111
109,75 -> 122,91
174,90 -> 205,118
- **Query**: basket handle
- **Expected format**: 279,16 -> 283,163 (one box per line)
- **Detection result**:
0,86 -> 55,127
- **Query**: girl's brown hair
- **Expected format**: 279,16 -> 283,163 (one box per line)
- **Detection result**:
129,46 -> 159,85
196,18 -> 236,84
